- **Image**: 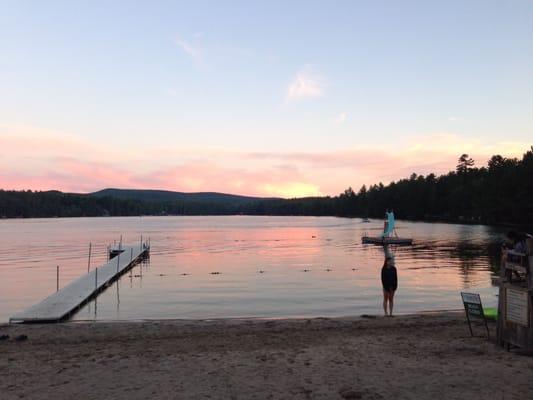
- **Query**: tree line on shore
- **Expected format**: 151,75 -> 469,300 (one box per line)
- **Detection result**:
1,147 -> 532,226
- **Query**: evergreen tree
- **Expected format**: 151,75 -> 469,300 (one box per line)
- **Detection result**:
456,154 -> 475,174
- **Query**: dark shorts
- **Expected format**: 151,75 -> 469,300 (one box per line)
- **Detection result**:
383,285 -> 397,292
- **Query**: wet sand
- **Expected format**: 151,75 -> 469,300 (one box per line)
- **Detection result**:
1,312 -> 532,399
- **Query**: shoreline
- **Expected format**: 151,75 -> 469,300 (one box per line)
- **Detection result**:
1,213 -> 528,230
1,312 -> 532,399
1,308 -> 467,328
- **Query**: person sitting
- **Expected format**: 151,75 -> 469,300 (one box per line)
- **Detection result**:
502,231 -> 528,264
501,231 -> 532,282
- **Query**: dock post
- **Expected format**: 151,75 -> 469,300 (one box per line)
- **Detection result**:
140,235 -> 143,251
130,247 -> 133,262
116,280 -> 120,308
117,252 -> 121,273
87,242 -> 92,273
119,235 -> 122,250
95,267 -> 98,290
56,265 -> 59,292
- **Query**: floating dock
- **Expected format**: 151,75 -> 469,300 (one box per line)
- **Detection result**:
10,243 -> 149,323
362,236 -> 413,245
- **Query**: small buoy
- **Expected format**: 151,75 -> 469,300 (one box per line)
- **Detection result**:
258,270 -> 265,273
325,268 -> 332,272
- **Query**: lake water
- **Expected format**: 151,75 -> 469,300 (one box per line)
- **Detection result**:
0,216 -> 504,322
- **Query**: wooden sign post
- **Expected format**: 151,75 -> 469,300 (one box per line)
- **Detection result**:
461,292 -> 490,339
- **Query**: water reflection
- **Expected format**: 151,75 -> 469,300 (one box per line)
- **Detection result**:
0,216 -> 504,322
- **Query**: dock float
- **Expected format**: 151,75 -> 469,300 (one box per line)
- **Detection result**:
10,243 -> 149,323
362,236 -> 413,245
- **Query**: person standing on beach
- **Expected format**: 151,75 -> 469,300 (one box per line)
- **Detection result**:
381,253 -> 398,316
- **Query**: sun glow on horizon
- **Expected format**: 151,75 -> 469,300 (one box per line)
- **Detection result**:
261,183 -> 322,198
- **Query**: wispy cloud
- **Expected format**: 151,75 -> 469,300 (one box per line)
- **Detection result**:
165,88 -> 177,97
286,67 -> 324,102
334,112 -> 347,124
173,34 -> 276,70
174,35 -> 204,65
448,116 -> 463,122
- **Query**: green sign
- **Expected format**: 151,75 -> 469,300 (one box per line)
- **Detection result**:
461,292 -> 490,338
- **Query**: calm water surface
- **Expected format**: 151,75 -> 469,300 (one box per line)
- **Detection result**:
0,216 -> 503,322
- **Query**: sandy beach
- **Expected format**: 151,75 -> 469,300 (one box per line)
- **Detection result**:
1,312 -> 532,400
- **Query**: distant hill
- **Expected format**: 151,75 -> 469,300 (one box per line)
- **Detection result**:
89,188 -> 276,205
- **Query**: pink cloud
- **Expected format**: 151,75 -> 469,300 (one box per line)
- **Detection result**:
0,158 -> 136,193
1,125 -> 529,197
131,161 -> 315,197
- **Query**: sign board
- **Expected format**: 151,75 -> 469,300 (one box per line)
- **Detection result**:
506,288 -> 529,327
461,292 -> 483,318
461,292 -> 489,338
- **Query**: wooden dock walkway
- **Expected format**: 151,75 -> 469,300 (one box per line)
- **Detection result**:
10,244 -> 149,323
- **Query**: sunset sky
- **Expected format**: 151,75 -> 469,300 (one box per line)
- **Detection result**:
1,1 -> 532,198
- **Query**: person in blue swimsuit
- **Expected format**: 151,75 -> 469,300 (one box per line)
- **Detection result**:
381,254 -> 398,316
